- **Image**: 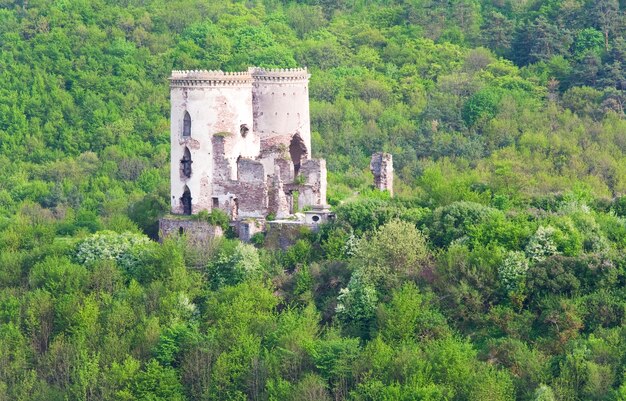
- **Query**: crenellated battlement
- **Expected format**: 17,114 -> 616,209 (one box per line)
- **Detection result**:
170,70 -> 253,87
249,67 -> 310,82
169,67 -> 311,87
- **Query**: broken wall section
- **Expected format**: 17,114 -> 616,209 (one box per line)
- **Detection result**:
159,217 -> 223,244
370,152 -> 393,196
211,145 -> 269,219
285,159 -> 327,212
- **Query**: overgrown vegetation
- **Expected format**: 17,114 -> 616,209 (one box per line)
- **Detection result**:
0,0 -> 625,399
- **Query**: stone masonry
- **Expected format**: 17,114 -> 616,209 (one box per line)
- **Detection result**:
165,67 -> 330,238
370,152 -> 393,196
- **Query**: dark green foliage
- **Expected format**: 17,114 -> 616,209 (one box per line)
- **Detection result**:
194,208 -> 230,231
428,201 -> 501,247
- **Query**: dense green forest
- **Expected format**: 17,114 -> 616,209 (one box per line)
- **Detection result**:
1,0 -> 626,399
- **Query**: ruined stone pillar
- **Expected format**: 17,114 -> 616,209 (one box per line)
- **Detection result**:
268,166 -> 290,219
370,152 -> 393,196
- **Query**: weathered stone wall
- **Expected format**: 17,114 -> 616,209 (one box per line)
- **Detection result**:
236,219 -> 266,242
170,71 -> 255,214
274,158 -> 294,183
264,221 -> 310,250
237,157 -> 265,182
268,167 -> 290,218
251,68 -> 312,173
169,68 -> 328,228
210,149 -> 268,219
370,152 -> 393,195
285,159 -> 327,210
159,217 -> 223,243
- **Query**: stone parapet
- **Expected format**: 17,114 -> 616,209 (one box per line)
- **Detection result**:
249,67 -> 310,82
170,70 -> 253,87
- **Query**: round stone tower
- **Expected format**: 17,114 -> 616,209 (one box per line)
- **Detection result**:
169,70 -> 255,215
250,67 -> 311,175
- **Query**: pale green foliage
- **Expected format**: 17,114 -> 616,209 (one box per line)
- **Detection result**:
75,230 -> 155,273
499,251 -> 530,290
534,384 -> 556,401
338,220 -> 430,335
288,374 -> 331,401
344,231 -> 359,258
351,219 -> 429,292
336,270 -> 378,327
207,241 -> 261,289
525,226 -> 559,263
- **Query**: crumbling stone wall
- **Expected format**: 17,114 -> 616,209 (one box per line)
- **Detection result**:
159,217 -> 223,244
268,166 -> 290,218
169,71 -> 255,215
236,219 -> 266,242
370,152 -> 393,196
212,155 -> 268,219
168,68 -> 330,233
285,159 -> 327,211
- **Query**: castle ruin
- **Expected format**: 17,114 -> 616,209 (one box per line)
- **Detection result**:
160,67 -> 332,241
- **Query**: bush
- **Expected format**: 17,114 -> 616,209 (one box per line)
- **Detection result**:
194,208 -> 230,231
206,240 -> 261,289
351,219 -> 430,294
75,230 -> 155,275
428,201 -> 500,248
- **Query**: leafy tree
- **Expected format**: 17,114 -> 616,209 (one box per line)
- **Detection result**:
75,230 -> 155,275
376,283 -> 450,343
350,219 -> 430,293
131,359 -> 185,401
429,201 -> 499,247
206,240 -> 261,289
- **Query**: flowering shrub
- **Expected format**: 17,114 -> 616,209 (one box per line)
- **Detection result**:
76,230 -> 155,273
206,241 -> 261,289
525,226 -> 559,263
499,251 -> 530,291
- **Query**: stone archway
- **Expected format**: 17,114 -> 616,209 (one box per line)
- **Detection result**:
289,133 -> 307,177
181,147 -> 192,178
181,185 -> 192,215
183,111 -> 191,137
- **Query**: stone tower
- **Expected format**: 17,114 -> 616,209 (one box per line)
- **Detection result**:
169,70 -> 259,215
167,67 -> 327,227
250,67 -> 312,176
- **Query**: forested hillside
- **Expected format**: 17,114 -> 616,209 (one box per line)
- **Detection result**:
1,0 -> 626,400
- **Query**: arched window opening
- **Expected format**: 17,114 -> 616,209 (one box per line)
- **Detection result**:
181,186 -> 192,215
181,147 -> 192,178
183,111 -> 191,137
289,133 -> 307,177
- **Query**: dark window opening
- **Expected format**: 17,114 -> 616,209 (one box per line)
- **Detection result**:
212,197 -> 219,208
183,111 -> 191,137
240,124 -> 249,137
181,186 -> 192,215
289,133 -> 307,177
181,147 -> 192,178
312,215 -> 320,222
287,190 -> 299,214
178,227 -> 184,235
